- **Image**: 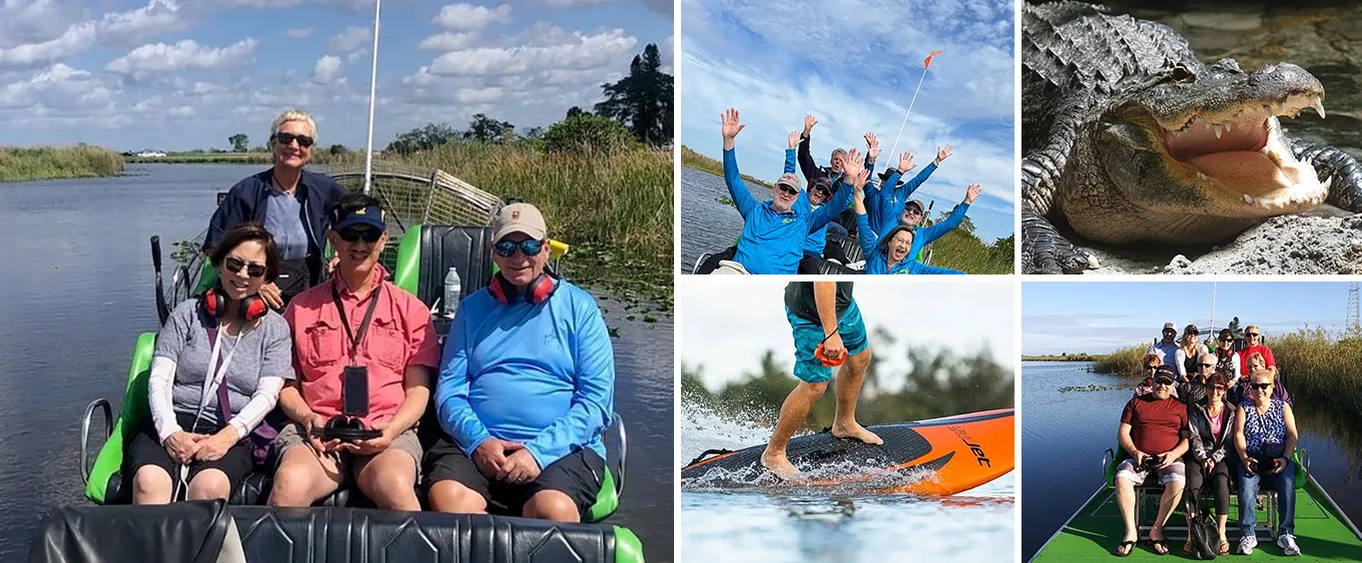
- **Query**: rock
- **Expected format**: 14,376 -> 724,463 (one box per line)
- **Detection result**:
1180,12 -> 1263,32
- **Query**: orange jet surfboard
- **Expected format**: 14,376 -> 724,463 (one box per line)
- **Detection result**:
681,408 -> 1013,496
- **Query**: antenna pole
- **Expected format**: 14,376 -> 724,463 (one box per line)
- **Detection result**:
362,0 -> 382,195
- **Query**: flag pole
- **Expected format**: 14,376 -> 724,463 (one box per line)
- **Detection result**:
885,50 -> 941,167
362,0 -> 382,195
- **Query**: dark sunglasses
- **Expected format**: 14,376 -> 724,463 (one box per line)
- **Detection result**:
1246,333 -> 1260,337
225,256 -> 266,278
1199,363 -> 1215,368
274,132 -> 315,148
905,208 -> 923,216
1155,380 -> 1174,386
337,227 -> 382,243
777,185 -> 799,197
1251,383 -> 1272,390
1143,364 -> 1157,370
1219,338 -> 1233,343
494,238 -> 545,257
1212,385 -> 1228,391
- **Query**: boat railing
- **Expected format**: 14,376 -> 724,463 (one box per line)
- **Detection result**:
78,398 -> 112,486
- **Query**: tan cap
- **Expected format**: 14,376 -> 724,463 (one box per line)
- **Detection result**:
492,203 -> 547,241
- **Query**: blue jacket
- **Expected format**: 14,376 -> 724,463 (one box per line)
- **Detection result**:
905,202 -> 970,265
204,168 -> 347,281
856,213 -> 963,274
874,162 -> 937,236
435,280 -> 614,469
790,150 -> 872,256
725,148 -> 852,274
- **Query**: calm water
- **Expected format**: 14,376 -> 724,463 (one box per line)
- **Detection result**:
1020,361 -> 1362,561
0,164 -> 675,561
679,403 -> 1015,562
678,167 -> 768,273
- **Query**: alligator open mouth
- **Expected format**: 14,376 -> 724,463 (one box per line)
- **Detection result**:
1156,93 -> 1329,212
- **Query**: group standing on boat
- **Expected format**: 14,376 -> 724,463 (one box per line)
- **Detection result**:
1114,321 -> 1302,556
695,107 -> 982,275
123,109 -> 616,524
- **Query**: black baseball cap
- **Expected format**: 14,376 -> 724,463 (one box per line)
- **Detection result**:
1154,366 -> 1177,385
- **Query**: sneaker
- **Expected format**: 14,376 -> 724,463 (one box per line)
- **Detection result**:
1277,534 -> 1301,556
1239,535 -> 1258,555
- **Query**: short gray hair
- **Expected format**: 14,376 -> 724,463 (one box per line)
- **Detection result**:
271,109 -> 317,141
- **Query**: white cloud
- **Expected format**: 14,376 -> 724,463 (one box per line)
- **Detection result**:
105,38 -> 259,74
311,55 -> 342,84
429,28 -> 636,77
284,27 -> 314,38
100,0 -> 186,45
0,63 -> 110,110
347,48 -> 369,63
418,31 -> 477,52
434,3 -> 511,32
545,0 -> 614,5
457,86 -> 502,104
0,0 -> 72,49
327,26 -> 371,53
0,21 -> 96,67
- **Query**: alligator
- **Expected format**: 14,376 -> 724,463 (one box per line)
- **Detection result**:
1021,1 -> 1362,274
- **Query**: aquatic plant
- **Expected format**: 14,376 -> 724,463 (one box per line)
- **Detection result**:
0,145 -> 124,182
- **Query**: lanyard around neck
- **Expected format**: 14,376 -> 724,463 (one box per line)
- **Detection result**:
332,279 -> 382,362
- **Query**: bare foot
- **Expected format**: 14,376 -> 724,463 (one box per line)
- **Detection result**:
760,449 -> 801,480
832,422 -> 884,445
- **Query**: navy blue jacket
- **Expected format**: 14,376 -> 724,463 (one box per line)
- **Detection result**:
204,168 -> 347,284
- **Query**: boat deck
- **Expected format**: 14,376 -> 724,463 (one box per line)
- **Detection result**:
1031,476 -> 1362,561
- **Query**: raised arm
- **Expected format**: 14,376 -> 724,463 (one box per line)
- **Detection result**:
797,114 -> 821,185
808,148 -> 862,230
721,108 -> 758,218
909,185 -> 980,244
852,173 -> 879,258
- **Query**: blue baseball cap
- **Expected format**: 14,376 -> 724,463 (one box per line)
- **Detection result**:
332,202 -> 386,231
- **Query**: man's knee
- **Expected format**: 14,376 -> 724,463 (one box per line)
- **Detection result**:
523,490 -> 580,523
358,451 -> 417,504
187,469 -> 232,501
270,450 -> 328,506
847,346 -> 872,370
798,380 -> 830,395
428,480 -> 487,513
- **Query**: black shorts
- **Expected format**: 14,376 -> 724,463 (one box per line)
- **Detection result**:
424,437 -> 605,519
125,412 -> 254,496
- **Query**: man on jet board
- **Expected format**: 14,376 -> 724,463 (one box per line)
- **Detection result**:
762,281 -> 881,479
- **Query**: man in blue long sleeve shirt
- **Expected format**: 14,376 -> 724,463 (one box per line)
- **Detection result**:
720,108 -> 854,274
426,203 -> 615,523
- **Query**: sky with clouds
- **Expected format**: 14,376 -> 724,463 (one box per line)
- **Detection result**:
0,0 -> 672,151
1023,282 -> 1359,356
680,279 -> 1016,392
679,0 -> 1016,243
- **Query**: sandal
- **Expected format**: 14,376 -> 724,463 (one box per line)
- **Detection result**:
1115,540 -> 1136,557
1147,532 -> 1169,556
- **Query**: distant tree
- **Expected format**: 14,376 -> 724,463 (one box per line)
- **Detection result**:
566,106 -> 590,119
387,122 -> 461,154
252,145 -> 268,152
593,43 -> 673,147
466,113 -> 515,143
329,144 -> 347,155
523,126 -> 545,140
542,114 -> 638,154
938,205 -> 977,235
229,134 -> 250,152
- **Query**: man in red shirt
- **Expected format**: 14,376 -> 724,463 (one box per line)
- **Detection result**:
1238,325 -> 1276,376
268,194 -> 440,510
1113,366 -> 1189,556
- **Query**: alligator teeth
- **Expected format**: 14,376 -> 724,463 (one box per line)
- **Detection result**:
1243,194 -> 1255,205
1312,97 -> 1326,119
1323,175 -> 1333,190
1214,124 -> 1223,138
1196,171 -> 1209,182
1223,121 -> 1232,132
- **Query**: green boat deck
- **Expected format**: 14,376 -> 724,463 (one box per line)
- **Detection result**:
1031,475 -> 1362,561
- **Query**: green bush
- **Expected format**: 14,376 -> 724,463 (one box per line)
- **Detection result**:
543,115 -> 639,154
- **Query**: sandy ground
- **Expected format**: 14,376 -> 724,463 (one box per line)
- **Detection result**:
1078,207 -> 1362,275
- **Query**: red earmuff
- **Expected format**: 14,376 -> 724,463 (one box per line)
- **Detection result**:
489,272 -> 557,305
203,286 -> 268,322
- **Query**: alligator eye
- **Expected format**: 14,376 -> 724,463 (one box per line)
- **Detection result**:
1171,65 -> 1194,82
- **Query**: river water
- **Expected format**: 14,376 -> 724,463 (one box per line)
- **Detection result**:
0,164 -> 675,561
678,167 -> 763,273
679,402 -> 1015,562
1020,361 -> 1362,561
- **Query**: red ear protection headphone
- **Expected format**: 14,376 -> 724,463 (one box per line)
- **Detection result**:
488,272 -> 558,305
203,285 -> 269,322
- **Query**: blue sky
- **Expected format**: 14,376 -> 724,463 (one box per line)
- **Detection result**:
0,0 -> 672,151
1023,282 -> 1359,356
679,0 -> 1016,243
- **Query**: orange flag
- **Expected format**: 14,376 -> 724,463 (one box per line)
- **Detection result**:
924,49 -> 943,69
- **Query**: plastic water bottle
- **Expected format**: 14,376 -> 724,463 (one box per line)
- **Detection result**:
443,266 -> 461,318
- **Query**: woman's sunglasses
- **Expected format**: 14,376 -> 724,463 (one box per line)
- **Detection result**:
1144,364 -> 1158,370
225,256 -> 266,278
495,238 -> 545,257
1212,385 -> 1228,392
1251,382 -> 1272,390
337,227 -> 382,243
274,132 -> 315,148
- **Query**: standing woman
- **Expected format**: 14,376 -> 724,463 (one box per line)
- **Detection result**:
1174,324 -> 1208,380
127,223 -> 296,504
1233,368 -> 1301,556
1183,370 -> 1236,556
204,109 -> 347,309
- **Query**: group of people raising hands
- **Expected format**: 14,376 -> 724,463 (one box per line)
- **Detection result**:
1116,323 -> 1301,557
701,107 -> 981,275
124,109 -> 616,524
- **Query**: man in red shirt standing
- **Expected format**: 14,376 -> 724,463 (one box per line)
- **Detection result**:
1238,325 -> 1276,376
268,193 -> 440,510
1113,366 -> 1189,556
